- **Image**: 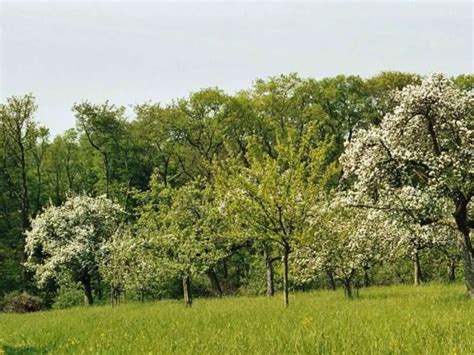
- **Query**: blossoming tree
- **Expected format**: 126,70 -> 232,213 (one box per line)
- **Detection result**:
292,204 -> 391,298
387,213 -> 457,285
340,74 -> 474,297
25,195 -> 124,305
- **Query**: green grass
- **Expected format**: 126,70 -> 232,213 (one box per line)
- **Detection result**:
1,284 -> 473,354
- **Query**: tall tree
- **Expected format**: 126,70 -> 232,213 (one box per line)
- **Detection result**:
341,74 -> 474,298
73,101 -> 129,201
218,125 -> 319,306
0,94 -> 38,232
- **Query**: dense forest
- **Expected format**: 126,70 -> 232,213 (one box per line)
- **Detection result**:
1,72 -> 473,309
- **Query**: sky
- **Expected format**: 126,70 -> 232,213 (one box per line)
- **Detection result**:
0,1 -> 472,136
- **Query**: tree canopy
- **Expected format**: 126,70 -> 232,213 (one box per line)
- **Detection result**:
1,71 -> 473,308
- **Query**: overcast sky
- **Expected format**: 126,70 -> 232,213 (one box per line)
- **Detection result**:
1,1 -> 472,136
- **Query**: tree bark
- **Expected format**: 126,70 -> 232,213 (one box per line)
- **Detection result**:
206,269 -> 223,297
223,259 -> 228,279
448,259 -> 456,282
263,245 -> 274,297
325,268 -> 336,290
458,231 -> 474,298
19,136 -> 30,233
363,266 -> 370,287
110,286 -> 120,306
183,275 -> 192,307
453,196 -> 474,299
282,244 -> 290,307
110,285 -> 114,306
413,251 -> 423,286
103,152 -> 110,198
344,278 -> 353,299
34,160 -> 42,217
81,274 -> 94,305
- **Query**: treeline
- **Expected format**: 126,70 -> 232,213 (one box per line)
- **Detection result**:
1,72 -> 472,308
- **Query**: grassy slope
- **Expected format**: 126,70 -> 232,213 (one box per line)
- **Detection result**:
0,284 -> 473,354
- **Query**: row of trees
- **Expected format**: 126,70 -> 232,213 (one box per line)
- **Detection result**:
1,72 -> 472,307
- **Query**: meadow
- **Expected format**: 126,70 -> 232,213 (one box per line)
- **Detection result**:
0,284 -> 473,354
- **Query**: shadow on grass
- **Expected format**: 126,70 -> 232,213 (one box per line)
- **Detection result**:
2,345 -> 45,355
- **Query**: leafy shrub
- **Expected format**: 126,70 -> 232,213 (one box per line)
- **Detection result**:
2,292 -> 43,313
53,286 -> 84,309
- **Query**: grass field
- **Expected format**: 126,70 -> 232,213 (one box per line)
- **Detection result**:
0,284 -> 473,354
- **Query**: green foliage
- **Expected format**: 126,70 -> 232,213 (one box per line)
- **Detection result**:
136,178 -> 230,304
453,74 -> 474,91
52,286 -> 85,310
0,71 -> 472,304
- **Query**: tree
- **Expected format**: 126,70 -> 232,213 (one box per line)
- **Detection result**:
31,126 -> 49,217
217,74 -> 343,301
137,178 -> 228,306
132,104 -> 182,189
0,94 -> 38,232
43,129 -> 90,205
0,94 -> 46,291
453,74 -> 474,91
100,227 -> 163,304
73,101 -> 130,200
292,204 -> 390,298
218,127 -> 319,306
25,195 -> 124,305
169,89 -> 229,183
308,75 -> 374,142
341,74 -> 474,298
386,214 -> 456,286
365,71 -> 421,120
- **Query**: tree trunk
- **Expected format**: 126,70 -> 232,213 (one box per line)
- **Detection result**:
454,195 -> 474,299
34,162 -> 42,217
363,266 -> 370,287
344,278 -> 353,299
19,142 -> 30,233
458,231 -> 474,299
81,274 -> 94,305
448,259 -> 456,282
206,269 -> 223,297
183,275 -> 192,307
111,286 -> 120,306
223,259 -> 228,279
103,152 -> 110,198
263,245 -> 274,297
282,245 -> 290,307
325,268 -> 336,290
413,251 -> 423,286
